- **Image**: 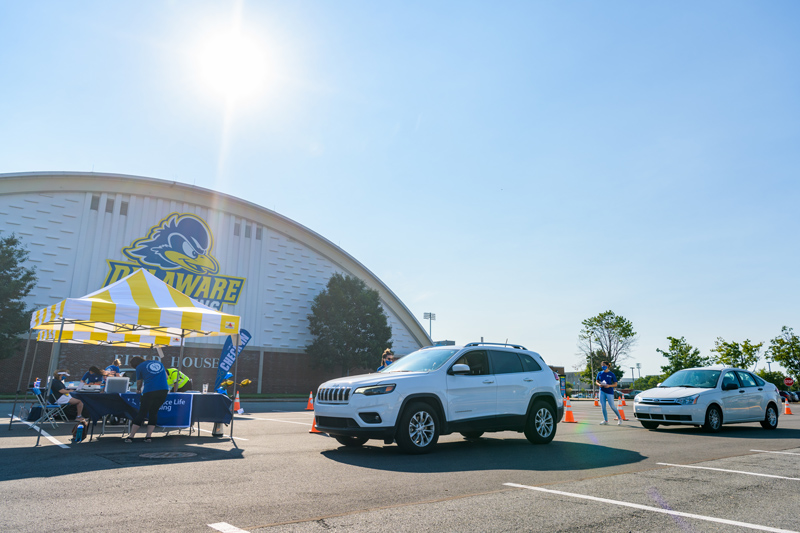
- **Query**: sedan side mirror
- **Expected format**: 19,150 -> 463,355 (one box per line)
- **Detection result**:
451,364 -> 471,375
722,382 -> 739,391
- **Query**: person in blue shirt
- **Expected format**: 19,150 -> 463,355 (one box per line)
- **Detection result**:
595,361 -> 622,425
81,367 -> 105,386
377,349 -> 394,372
125,356 -> 169,442
104,359 -> 122,377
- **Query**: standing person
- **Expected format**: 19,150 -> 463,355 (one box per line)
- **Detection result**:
596,361 -> 622,425
48,370 -> 85,421
377,349 -> 394,372
166,367 -> 193,392
125,356 -> 169,442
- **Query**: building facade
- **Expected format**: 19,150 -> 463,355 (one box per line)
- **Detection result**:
0,172 -> 430,394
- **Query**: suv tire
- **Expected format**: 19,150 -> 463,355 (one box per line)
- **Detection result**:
396,402 -> 440,454
524,400 -> 556,444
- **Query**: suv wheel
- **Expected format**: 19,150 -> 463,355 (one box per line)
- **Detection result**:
335,436 -> 369,447
702,405 -> 723,432
396,402 -> 439,454
760,404 -> 779,430
524,400 -> 556,444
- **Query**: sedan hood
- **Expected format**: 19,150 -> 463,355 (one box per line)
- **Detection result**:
639,386 -> 714,399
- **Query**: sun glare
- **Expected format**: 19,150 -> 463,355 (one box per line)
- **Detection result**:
197,29 -> 269,102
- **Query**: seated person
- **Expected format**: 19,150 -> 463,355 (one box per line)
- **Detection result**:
82,366 -> 106,386
104,358 -> 123,377
166,368 -> 193,392
49,370 -> 85,420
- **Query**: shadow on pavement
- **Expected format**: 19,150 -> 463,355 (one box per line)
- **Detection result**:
321,436 -> 645,473
0,431 -> 244,482
636,424 -> 800,440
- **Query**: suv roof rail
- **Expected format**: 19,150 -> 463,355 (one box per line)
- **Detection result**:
465,341 -> 527,350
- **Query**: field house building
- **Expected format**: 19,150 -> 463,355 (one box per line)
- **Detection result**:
0,172 -> 431,395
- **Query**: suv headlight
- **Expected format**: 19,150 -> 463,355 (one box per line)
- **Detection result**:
676,395 -> 699,405
353,384 -> 396,396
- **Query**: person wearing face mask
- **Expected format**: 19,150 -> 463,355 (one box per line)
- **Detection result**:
595,361 -> 622,425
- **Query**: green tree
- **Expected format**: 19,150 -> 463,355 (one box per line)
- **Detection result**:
658,336 -> 710,377
756,369 -> 788,390
306,273 -> 393,375
0,234 -> 37,360
577,310 -> 636,385
767,326 -> 800,381
633,375 -> 662,390
711,337 -> 762,369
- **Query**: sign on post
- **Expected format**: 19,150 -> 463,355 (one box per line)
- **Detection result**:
784,378 -> 795,387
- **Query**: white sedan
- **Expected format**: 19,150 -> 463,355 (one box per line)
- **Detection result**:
633,365 -> 782,432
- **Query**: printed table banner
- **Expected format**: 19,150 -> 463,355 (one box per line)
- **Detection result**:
121,392 -> 194,428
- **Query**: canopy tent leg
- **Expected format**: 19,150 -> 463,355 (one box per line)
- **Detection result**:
8,330 -> 33,430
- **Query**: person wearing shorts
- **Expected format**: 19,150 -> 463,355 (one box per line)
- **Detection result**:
49,370 -> 85,420
125,356 -> 169,442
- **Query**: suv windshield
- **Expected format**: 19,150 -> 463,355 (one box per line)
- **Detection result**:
661,369 -> 721,388
380,348 -> 459,373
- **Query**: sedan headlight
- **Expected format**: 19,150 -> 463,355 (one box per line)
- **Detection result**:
353,384 -> 396,396
634,394 -> 642,402
675,395 -> 699,405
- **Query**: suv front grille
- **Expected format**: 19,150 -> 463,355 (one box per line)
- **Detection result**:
317,386 -> 352,403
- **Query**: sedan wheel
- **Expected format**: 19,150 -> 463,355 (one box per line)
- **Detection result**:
702,405 -> 723,432
760,404 -> 779,430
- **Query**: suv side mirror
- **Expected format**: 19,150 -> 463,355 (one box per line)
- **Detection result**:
451,364 -> 470,375
722,382 -> 739,391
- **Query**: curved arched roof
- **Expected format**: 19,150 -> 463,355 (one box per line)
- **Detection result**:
0,171 -> 432,348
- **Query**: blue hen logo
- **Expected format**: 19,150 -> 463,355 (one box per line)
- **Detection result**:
123,213 -> 221,274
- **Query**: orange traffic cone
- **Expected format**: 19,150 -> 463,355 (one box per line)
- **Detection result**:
309,417 -> 323,434
563,396 -> 577,423
784,398 -> 794,415
620,395 -> 627,406
616,397 -> 627,421
305,391 -> 314,411
594,395 -> 599,407
233,391 -> 243,414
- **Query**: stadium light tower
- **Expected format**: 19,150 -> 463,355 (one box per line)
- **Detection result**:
423,312 -> 436,339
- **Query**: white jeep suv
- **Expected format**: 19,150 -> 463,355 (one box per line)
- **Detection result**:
313,342 -> 563,454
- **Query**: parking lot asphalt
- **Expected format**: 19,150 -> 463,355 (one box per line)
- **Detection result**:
2,399 -> 799,532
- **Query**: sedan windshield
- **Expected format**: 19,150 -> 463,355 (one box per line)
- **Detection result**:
661,369 -> 721,389
380,348 -> 459,373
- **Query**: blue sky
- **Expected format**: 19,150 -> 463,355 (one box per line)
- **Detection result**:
2,1 -> 799,378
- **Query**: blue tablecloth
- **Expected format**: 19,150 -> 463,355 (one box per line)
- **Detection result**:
71,392 -> 232,427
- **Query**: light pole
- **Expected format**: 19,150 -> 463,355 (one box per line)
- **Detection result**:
423,312 -> 436,339
636,362 -> 641,379
630,367 -> 635,385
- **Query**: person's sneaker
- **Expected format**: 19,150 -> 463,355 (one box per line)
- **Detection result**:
599,421 -> 608,425
617,420 -> 622,425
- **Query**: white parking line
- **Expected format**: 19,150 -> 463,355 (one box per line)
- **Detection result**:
751,450 -> 800,456
12,416 -> 70,449
242,416 -> 311,426
504,483 -> 798,533
197,428 -> 248,441
657,463 -> 800,481
208,522 -> 250,532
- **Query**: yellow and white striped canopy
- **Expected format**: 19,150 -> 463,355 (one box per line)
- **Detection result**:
31,268 -> 240,344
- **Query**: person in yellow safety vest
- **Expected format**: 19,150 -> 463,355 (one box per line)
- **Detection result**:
166,368 -> 193,392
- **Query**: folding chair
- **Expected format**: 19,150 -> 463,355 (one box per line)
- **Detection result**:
30,386 -> 69,428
